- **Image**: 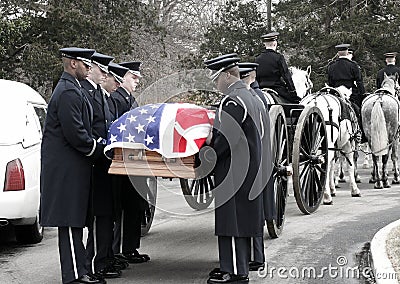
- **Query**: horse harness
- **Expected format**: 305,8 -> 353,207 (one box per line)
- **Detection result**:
306,89 -> 361,165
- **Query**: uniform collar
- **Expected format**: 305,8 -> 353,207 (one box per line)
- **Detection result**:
61,72 -> 81,88
86,78 -> 97,89
121,86 -> 131,95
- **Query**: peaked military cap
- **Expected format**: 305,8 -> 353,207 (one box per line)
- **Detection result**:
204,53 -> 238,65
204,54 -> 240,81
238,62 -> 259,79
261,32 -> 279,41
108,62 -> 129,83
59,47 -> 95,67
347,47 -> 354,54
335,43 -> 350,51
119,61 -> 142,77
91,52 -> 114,73
384,52 -> 397,58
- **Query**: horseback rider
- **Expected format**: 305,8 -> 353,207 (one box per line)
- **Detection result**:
376,52 -> 400,89
255,32 -> 301,104
327,43 -> 366,142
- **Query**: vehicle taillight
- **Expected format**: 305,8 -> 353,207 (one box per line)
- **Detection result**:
4,159 -> 25,191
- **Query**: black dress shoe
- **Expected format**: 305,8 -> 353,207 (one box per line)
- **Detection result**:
95,266 -> 122,279
209,267 -> 224,278
71,274 -> 106,284
122,250 -> 150,263
111,257 -> 129,270
207,272 -> 249,283
249,261 -> 265,271
133,249 -> 150,261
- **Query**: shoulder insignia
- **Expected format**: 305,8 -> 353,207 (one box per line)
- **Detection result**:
225,100 -> 237,107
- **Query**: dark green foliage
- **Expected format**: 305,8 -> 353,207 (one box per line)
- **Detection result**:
274,0 -> 400,92
0,0 -> 160,100
198,0 -> 267,64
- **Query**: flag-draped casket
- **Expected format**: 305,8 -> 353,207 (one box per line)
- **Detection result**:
105,103 -> 214,178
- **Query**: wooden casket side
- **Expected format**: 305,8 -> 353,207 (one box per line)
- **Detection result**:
109,148 -> 197,179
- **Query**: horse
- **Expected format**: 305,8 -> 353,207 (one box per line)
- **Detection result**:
300,86 -> 361,204
260,67 -> 361,204
332,85 -> 364,186
361,72 -> 400,188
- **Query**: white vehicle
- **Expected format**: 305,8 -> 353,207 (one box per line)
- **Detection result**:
0,79 -> 47,244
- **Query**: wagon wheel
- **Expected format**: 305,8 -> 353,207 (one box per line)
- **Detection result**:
266,105 -> 289,238
292,106 -> 327,214
141,177 -> 158,236
180,175 -> 215,210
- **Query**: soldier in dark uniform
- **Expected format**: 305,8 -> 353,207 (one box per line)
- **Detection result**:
40,47 -> 106,284
377,52 -> 400,89
99,62 -> 131,272
80,53 -> 123,279
205,54 -> 273,284
238,63 -> 275,271
327,44 -> 366,108
328,44 -> 366,142
111,62 -> 151,264
239,62 -> 268,109
111,61 -> 140,115
255,32 -> 301,104
102,63 -> 127,122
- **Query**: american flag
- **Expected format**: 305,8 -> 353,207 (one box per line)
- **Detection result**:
105,103 -> 214,158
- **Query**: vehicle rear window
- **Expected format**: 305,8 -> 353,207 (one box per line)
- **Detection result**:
0,101 -> 26,144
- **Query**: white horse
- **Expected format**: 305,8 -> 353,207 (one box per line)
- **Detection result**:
332,86 -> 365,185
361,73 -> 400,188
301,86 -> 361,204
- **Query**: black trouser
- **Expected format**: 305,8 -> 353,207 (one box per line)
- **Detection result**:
249,237 -> 265,263
58,227 -> 87,283
112,176 -> 146,255
86,215 -> 114,273
350,101 -> 367,143
218,236 -> 250,276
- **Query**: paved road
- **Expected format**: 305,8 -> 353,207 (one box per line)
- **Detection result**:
1,161 -> 400,284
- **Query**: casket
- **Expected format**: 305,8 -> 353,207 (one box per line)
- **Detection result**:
106,103 -> 215,179
108,148 -> 197,179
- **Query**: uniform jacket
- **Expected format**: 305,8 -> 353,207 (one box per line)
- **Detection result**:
81,80 -> 111,141
255,49 -> 299,103
212,80 -> 273,237
248,88 -> 275,221
250,80 -> 269,109
81,80 -> 114,216
106,92 -> 119,123
327,57 -> 365,107
111,87 -> 138,116
376,64 -> 400,89
40,72 -> 100,227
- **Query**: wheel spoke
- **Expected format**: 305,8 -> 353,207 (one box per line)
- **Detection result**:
300,145 -> 309,156
302,121 -> 311,152
314,168 -> 323,193
278,137 -> 287,163
300,167 -> 311,200
299,160 -> 308,167
300,163 -> 310,178
311,115 -> 321,147
194,180 -> 200,196
189,179 -> 195,192
315,164 -> 327,174
313,134 -> 325,153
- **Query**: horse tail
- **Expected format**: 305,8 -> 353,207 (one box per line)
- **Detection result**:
371,101 -> 388,156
